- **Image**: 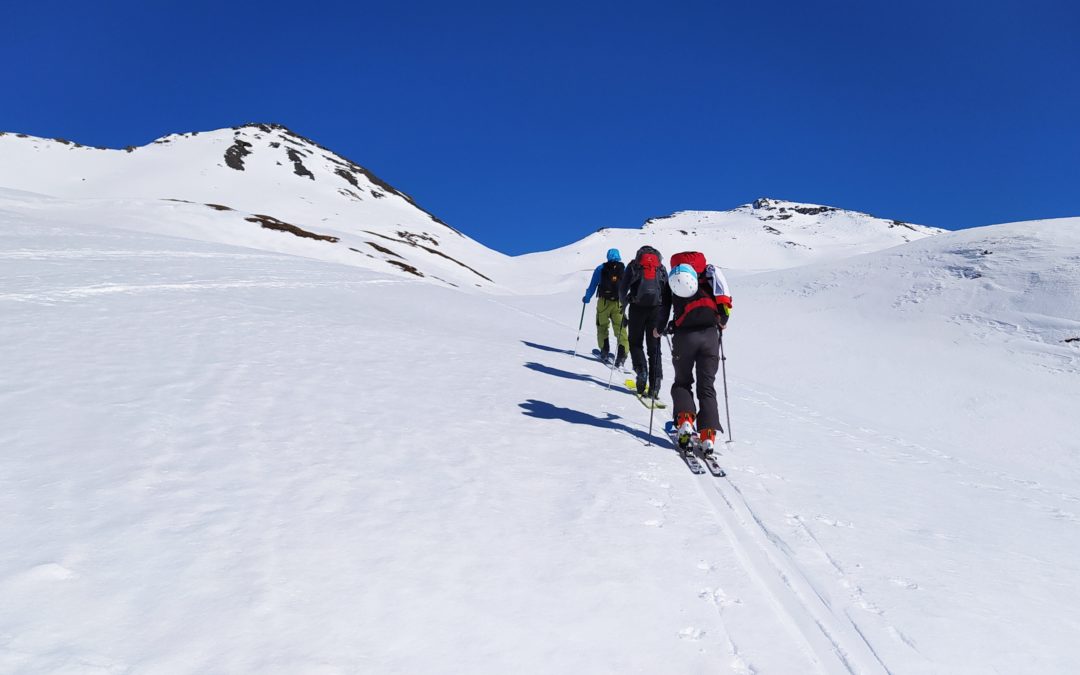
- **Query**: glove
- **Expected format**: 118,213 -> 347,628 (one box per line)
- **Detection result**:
666,320 -> 676,335
581,295 -> 589,304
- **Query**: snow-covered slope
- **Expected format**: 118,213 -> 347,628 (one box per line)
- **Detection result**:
5,123 -> 1080,673
525,197 -> 944,289
3,187 -> 1079,672
0,125 -> 508,289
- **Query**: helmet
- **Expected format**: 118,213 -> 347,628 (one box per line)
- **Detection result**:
606,248 -> 621,262
669,264 -> 699,298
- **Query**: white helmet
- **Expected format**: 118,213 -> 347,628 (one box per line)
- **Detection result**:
669,264 -> 699,298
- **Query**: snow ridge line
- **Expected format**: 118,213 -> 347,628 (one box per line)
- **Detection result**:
699,476 -> 893,675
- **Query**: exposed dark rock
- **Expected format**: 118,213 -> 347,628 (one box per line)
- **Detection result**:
366,241 -> 404,258
335,168 -> 360,188
241,122 -> 465,236
269,142 -> 280,148
793,205 -> 835,216
777,214 -> 793,220
1065,337 -> 1079,344
245,214 -> 339,242
363,229 -> 491,282
205,203 -> 234,211
386,259 -> 424,277
763,225 -> 782,235
224,139 -> 253,170
396,230 -> 440,247
124,146 -> 136,153
286,148 -> 315,180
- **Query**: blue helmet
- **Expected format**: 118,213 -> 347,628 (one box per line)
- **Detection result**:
606,248 -> 621,262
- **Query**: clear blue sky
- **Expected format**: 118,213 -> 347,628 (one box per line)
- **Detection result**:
4,0 -> 1078,254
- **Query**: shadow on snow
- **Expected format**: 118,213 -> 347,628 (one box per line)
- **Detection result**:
521,340 -> 602,362
523,361 -> 632,393
518,399 -> 666,446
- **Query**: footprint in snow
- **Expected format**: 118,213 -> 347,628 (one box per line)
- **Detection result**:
890,577 -> 920,590
678,627 -> 706,641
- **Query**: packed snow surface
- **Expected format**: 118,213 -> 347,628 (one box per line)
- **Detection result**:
2,128 -> 1080,673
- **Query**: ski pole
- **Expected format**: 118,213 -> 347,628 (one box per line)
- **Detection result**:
571,301 -> 586,358
646,326 -> 667,445
719,329 -> 732,443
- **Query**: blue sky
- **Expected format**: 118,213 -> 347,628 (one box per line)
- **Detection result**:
4,0 -> 1078,254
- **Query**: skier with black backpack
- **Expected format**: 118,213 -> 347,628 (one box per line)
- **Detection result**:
619,245 -> 670,401
582,248 -> 629,368
656,251 -> 732,457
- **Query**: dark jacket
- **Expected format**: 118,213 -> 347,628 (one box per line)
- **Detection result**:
662,264 -> 733,332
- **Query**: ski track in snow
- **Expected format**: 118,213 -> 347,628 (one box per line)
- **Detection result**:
734,381 -> 1080,525
569,350 -> 895,674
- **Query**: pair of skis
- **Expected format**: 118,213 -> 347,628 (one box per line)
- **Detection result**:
594,351 -> 722,476
664,421 -> 726,477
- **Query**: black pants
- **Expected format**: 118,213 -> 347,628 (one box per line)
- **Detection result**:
627,304 -> 662,385
670,326 -> 721,432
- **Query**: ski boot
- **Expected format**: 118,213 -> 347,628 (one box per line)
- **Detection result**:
699,428 -> 717,456
648,377 -> 662,400
635,368 -> 647,396
613,345 -> 627,370
675,412 -> 696,450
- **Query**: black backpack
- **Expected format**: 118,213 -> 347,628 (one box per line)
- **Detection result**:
630,246 -> 663,307
598,260 -> 623,300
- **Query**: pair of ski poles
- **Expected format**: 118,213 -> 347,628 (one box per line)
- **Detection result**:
572,302 -> 732,446
654,329 -> 733,447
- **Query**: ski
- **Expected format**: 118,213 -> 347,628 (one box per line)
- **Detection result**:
664,422 -> 705,474
697,449 -> 726,477
625,379 -> 666,405
635,394 -> 667,409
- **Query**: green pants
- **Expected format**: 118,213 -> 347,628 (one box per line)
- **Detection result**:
596,298 -> 630,353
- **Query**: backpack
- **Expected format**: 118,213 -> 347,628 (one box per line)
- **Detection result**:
669,252 -> 734,329
670,251 -> 707,274
598,260 -> 624,300
630,246 -> 663,307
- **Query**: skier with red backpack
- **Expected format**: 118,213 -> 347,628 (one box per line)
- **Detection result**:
582,248 -> 630,368
619,245 -> 670,401
656,251 -> 732,457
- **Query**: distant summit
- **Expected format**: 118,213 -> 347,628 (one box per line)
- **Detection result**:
0,124 -> 507,288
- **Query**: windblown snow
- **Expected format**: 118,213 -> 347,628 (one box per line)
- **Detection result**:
2,126 -> 1079,674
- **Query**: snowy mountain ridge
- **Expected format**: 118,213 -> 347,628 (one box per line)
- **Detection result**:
0,124 -> 510,290
2,125 -> 943,293
529,197 -> 946,283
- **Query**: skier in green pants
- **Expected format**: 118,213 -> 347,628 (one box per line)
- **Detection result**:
582,248 -> 630,368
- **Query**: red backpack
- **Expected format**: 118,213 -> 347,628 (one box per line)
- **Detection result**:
670,251 -> 707,274
631,247 -> 662,306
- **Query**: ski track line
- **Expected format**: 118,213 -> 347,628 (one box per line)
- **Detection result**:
734,379 -> 1080,521
700,475 -> 893,675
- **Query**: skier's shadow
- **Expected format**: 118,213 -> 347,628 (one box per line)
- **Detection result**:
519,399 -> 665,446
523,361 -> 632,393
521,340 -> 574,356
521,340 -> 601,362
